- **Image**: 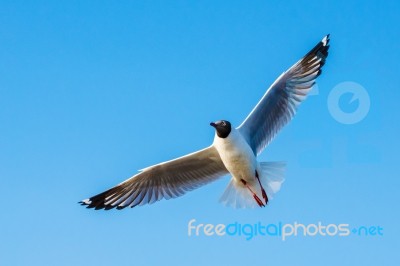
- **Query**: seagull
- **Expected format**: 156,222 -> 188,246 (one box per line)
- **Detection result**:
80,35 -> 330,210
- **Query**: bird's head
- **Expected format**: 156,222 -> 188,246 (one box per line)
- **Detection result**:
210,120 -> 232,138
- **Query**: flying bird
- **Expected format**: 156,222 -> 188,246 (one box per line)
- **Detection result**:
80,35 -> 330,210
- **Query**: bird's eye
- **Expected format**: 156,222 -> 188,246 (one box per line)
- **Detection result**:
221,121 -> 226,126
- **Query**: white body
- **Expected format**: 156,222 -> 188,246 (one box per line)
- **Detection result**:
213,128 -> 285,208
213,128 -> 258,185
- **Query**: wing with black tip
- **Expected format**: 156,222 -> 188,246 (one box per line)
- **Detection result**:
238,35 -> 330,155
80,146 -> 228,210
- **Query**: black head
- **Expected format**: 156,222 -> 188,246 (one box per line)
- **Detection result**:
210,120 -> 232,138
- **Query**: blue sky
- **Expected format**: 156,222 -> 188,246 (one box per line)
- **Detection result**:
1,1 -> 399,265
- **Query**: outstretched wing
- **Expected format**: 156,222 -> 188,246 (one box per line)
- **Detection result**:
238,35 -> 330,155
80,146 -> 228,210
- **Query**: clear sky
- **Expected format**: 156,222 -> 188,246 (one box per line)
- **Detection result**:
1,1 -> 399,265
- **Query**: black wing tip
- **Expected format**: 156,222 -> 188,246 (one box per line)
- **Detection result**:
79,195 -> 110,210
78,186 -> 125,210
317,34 -> 330,56
78,190 -> 146,210
299,34 -> 330,68
78,202 -> 114,210
79,195 -> 132,210
322,34 -> 330,46
78,200 -> 91,206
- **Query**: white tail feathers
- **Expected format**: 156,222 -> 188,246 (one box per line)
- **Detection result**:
219,161 -> 286,208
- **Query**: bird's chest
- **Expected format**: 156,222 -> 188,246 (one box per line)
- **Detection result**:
214,132 -> 256,179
